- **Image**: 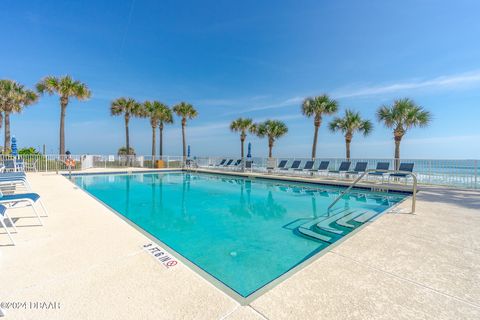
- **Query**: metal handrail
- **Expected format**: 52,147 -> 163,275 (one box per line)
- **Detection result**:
328,169 -> 418,214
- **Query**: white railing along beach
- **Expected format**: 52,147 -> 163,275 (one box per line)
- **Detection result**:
0,154 -> 478,189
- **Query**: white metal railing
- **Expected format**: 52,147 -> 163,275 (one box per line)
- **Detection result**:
193,156 -> 479,189
327,169 -> 418,213
0,154 -> 478,189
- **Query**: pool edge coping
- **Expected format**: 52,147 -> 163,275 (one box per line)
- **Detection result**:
63,170 -> 412,306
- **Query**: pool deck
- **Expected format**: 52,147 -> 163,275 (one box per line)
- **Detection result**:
1,169 -> 480,319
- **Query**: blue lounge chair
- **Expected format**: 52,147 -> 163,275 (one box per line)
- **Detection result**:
0,204 -> 17,245
223,159 -> 234,167
389,163 -> 415,183
328,161 -> 351,176
2,160 -> 17,172
295,160 -> 315,173
0,190 -> 48,225
368,162 -> 390,181
232,159 -> 242,167
347,162 -> 368,175
0,176 -> 32,192
277,160 -> 289,170
311,161 -> 330,174
213,159 -> 226,167
288,160 -> 301,171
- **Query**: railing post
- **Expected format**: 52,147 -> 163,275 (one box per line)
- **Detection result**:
45,155 -> 48,172
475,160 -> 478,190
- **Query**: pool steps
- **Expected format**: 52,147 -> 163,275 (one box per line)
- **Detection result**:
296,207 -> 380,243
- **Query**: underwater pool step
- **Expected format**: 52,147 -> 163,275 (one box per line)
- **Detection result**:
296,208 -> 379,242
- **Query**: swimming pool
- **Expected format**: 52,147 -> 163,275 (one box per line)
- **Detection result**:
73,171 -> 406,298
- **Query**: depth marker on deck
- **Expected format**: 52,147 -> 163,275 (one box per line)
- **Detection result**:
142,243 -> 178,268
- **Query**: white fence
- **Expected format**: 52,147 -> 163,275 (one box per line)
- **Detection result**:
1,154 -> 478,189
194,157 -> 479,189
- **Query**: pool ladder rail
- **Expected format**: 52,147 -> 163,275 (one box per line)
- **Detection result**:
328,169 -> 417,214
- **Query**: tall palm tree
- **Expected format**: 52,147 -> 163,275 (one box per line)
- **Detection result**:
254,120 -> 288,158
302,94 -> 338,159
110,97 -> 142,156
377,98 -> 431,169
36,75 -> 90,155
329,109 -> 373,160
0,80 -> 38,151
230,117 -> 254,158
143,101 -> 164,159
157,104 -> 173,159
172,102 -> 198,159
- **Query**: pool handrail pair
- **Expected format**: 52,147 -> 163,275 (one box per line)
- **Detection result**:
328,168 -> 418,214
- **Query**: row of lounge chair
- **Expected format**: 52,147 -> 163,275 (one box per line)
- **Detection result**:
207,158 -> 415,182
0,170 -> 48,246
274,160 -> 415,181
210,159 -> 252,170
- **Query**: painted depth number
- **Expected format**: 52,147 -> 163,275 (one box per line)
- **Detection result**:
143,243 -> 178,268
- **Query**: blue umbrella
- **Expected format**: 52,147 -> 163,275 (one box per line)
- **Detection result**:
247,142 -> 252,159
11,136 -> 18,156
187,145 -> 191,158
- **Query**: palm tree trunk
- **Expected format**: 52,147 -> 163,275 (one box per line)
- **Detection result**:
311,117 -> 321,159
181,118 -> 187,160
345,133 -> 352,160
345,138 -> 351,160
125,116 -> 130,154
151,125 -> 156,159
159,123 -> 164,159
59,98 -> 68,155
124,115 -> 130,166
4,112 -> 10,151
394,136 -> 402,171
268,138 -> 274,158
240,136 -> 245,158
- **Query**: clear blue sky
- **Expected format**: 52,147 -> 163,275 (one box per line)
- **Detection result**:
1,0 -> 480,159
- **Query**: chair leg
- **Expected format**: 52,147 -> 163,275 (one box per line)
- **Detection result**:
30,202 -> 43,226
4,211 -> 17,233
38,199 -> 49,217
1,218 -> 15,245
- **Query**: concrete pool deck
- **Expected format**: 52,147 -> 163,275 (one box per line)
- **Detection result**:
1,170 -> 479,319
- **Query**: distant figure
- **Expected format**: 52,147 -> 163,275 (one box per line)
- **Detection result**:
65,150 -> 76,169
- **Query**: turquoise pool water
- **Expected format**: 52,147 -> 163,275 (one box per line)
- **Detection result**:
73,172 -> 406,297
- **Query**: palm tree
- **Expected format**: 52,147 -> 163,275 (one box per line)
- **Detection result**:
0,80 -> 38,151
143,101 -> 165,159
117,146 -> 136,156
172,102 -> 198,159
377,98 -> 431,169
329,109 -> 373,160
254,120 -> 288,158
301,94 -> 338,159
36,75 -> 90,155
230,118 -> 255,158
157,104 -> 173,159
110,97 -> 142,157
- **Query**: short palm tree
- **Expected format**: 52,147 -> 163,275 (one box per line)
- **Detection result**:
329,109 -> 373,160
36,75 -> 91,155
117,146 -> 136,156
377,98 -> 431,169
157,104 -> 173,159
254,120 -> 288,158
302,94 -> 338,159
230,118 -> 255,158
172,102 -> 198,159
0,80 -> 38,151
110,97 -> 142,157
143,101 -> 171,159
